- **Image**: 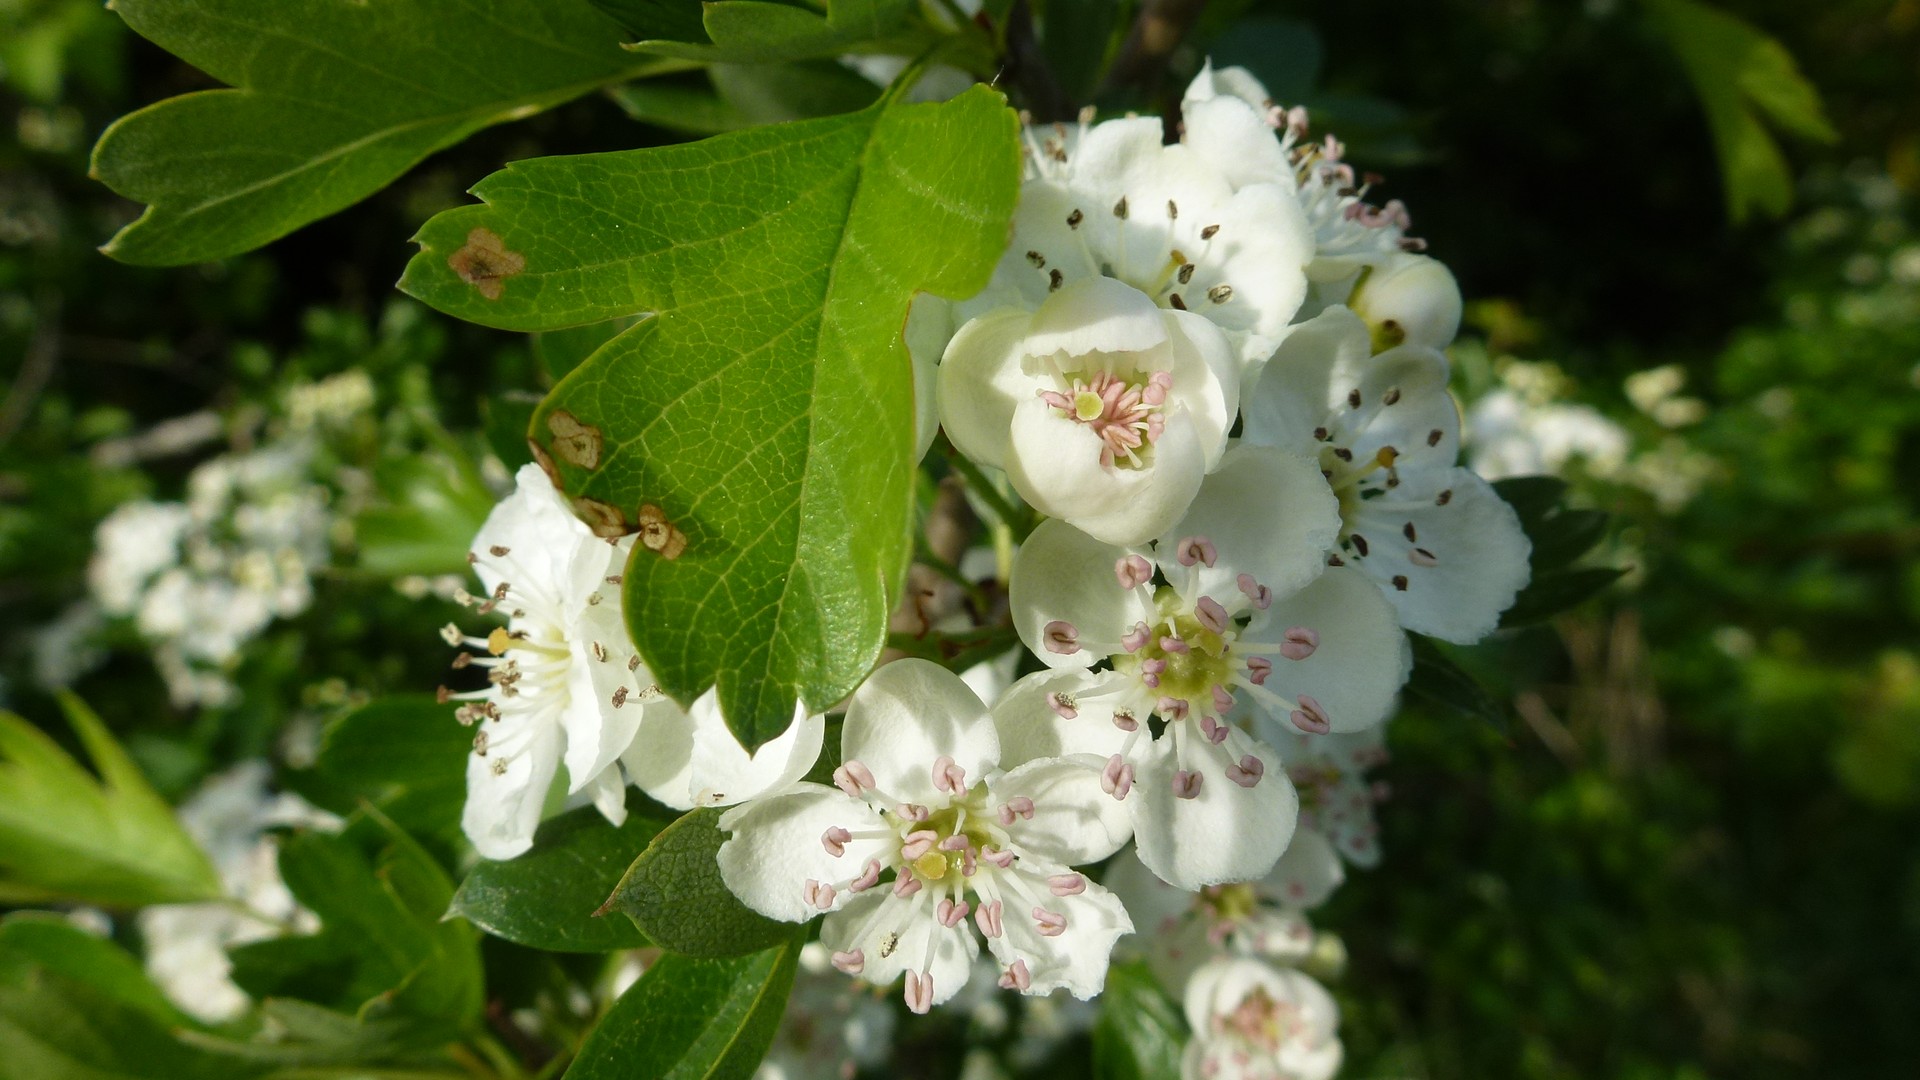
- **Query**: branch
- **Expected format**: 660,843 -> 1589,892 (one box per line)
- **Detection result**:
1103,0 -> 1212,95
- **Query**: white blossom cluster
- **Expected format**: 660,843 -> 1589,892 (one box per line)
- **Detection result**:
452,62 -> 1531,1076
89,440 -> 333,708
137,761 -> 340,1022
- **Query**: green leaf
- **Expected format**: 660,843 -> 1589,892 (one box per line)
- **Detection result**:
0,916 -> 192,1031
314,696 -> 472,845
1091,961 -> 1187,1080
602,808 -> 791,958
1644,0 -> 1838,223
449,794 -> 668,953
354,455 -> 496,578
0,695 -> 221,908
1500,567 -> 1628,628
1405,634 -> 1507,731
91,0 -> 675,265
237,818 -> 482,1032
629,0 -> 922,64
1526,506 -> 1610,573
483,392 -> 544,471
566,936 -> 801,1080
1490,476 -> 1569,525
400,83 -> 1021,748
591,0 -> 708,42
534,317 -> 645,384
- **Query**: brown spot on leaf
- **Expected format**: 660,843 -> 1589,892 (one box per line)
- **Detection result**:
447,227 -> 525,300
546,410 -> 602,470
572,497 -> 629,538
637,503 -> 688,561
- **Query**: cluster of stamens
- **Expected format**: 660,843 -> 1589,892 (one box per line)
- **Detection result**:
1038,369 -> 1173,467
1037,534 -> 1340,802
809,758 -> 1085,1012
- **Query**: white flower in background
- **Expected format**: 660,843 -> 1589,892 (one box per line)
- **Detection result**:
979,108 -> 1314,370
1000,446 -> 1408,889
718,659 -> 1133,1013
1106,833 -> 1343,993
1182,957 -> 1344,1080
89,501 -> 192,616
755,943 -> 897,1080
1281,727 -> 1391,868
1346,251 -> 1463,351
939,276 -> 1240,545
444,464 -> 822,859
1465,388 -> 1630,481
1242,306 -> 1531,644
139,762 -> 338,1023
87,440 -> 333,708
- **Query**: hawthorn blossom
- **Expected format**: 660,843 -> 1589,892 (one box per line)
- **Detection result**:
1242,306 -> 1531,644
975,107 -> 1314,370
1180,61 -> 1420,305
939,276 -> 1239,545
138,762 -> 338,1022
1106,833 -> 1343,992
1279,727 -> 1392,868
1346,251 -> 1463,350
1182,957 -> 1344,1080
444,464 -> 821,858
999,445 -> 1408,889
717,659 -> 1133,1012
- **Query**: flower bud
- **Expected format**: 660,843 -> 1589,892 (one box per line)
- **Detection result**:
1348,252 -> 1462,351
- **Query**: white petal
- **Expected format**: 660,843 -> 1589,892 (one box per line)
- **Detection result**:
1130,727 -> 1296,890
1161,309 -> 1241,469
581,763 -> 629,827
462,713 -> 563,861
716,783 -> 890,922
617,696 -> 696,811
1261,827 -> 1344,910
1102,845 -> 1195,945
1008,396 -> 1207,547
841,658 -> 1000,807
1174,183 -> 1313,364
1249,566 -> 1409,734
992,756 -> 1133,865
1240,306 -> 1370,455
1182,60 -> 1275,114
1183,95 -> 1292,192
1326,343 -> 1459,478
1348,252 -> 1462,350
818,890 -> 978,1004
469,464 -> 590,597
1009,518 -> 1153,670
1182,960 -> 1344,1080
993,668 -> 1139,763
906,293 -> 954,464
1069,115 -> 1183,192
685,691 -> 825,808
1159,443 -> 1339,602
1345,467 -> 1531,643
975,181 -> 1090,316
986,860 -> 1133,999
1024,276 -> 1168,357
561,599 -> 645,792
938,307 -> 1037,471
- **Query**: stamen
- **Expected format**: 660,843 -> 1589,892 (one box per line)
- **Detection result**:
931,755 -> 966,795
849,860 -> 882,892
996,797 -> 1036,825
1175,536 -> 1218,568
1112,708 -> 1139,732
831,949 -> 864,975
998,959 -> 1032,991
1280,627 -> 1320,661
1043,620 -> 1080,655
1046,691 -> 1078,720
1048,873 -> 1086,896
975,900 -> 1005,938
904,970 -> 934,1014
1236,573 -> 1273,609
1033,907 -> 1068,937
821,826 -> 851,857
1290,694 -> 1332,734
1172,770 -> 1204,799
1195,596 -> 1230,634
1122,621 -> 1151,652
1101,754 -> 1135,799
1157,696 -> 1189,720
1226,755 -> 1265,788
832,760 -> 875,797
1115,554 -> 1154,589
936,897 -> 971,928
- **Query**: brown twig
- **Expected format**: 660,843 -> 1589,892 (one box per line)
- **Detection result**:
1102,0 -> 1212,97
1001,0 -> 1073,121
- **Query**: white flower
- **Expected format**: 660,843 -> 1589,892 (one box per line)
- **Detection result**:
1346,251 -> 1463,350
999,446 -> 1408,889
939,277 -> 1239,545
987,110 -> 1314,370
718,659 -> 1133,1013
89,501 -> 192,616
1464,388 -> 1630,481
1179,61 -> 1419,303
1181,957 -> 1344,1080
1106,835 -> 1342,993
139,762 -> 338,1023
444,465 -> 822,859
1242,306 -> 1531,644
1281,727 -> 1391,868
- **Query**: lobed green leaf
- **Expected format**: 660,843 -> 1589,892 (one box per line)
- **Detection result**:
400,83 -> 1021,748
92,0 -> 674,265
